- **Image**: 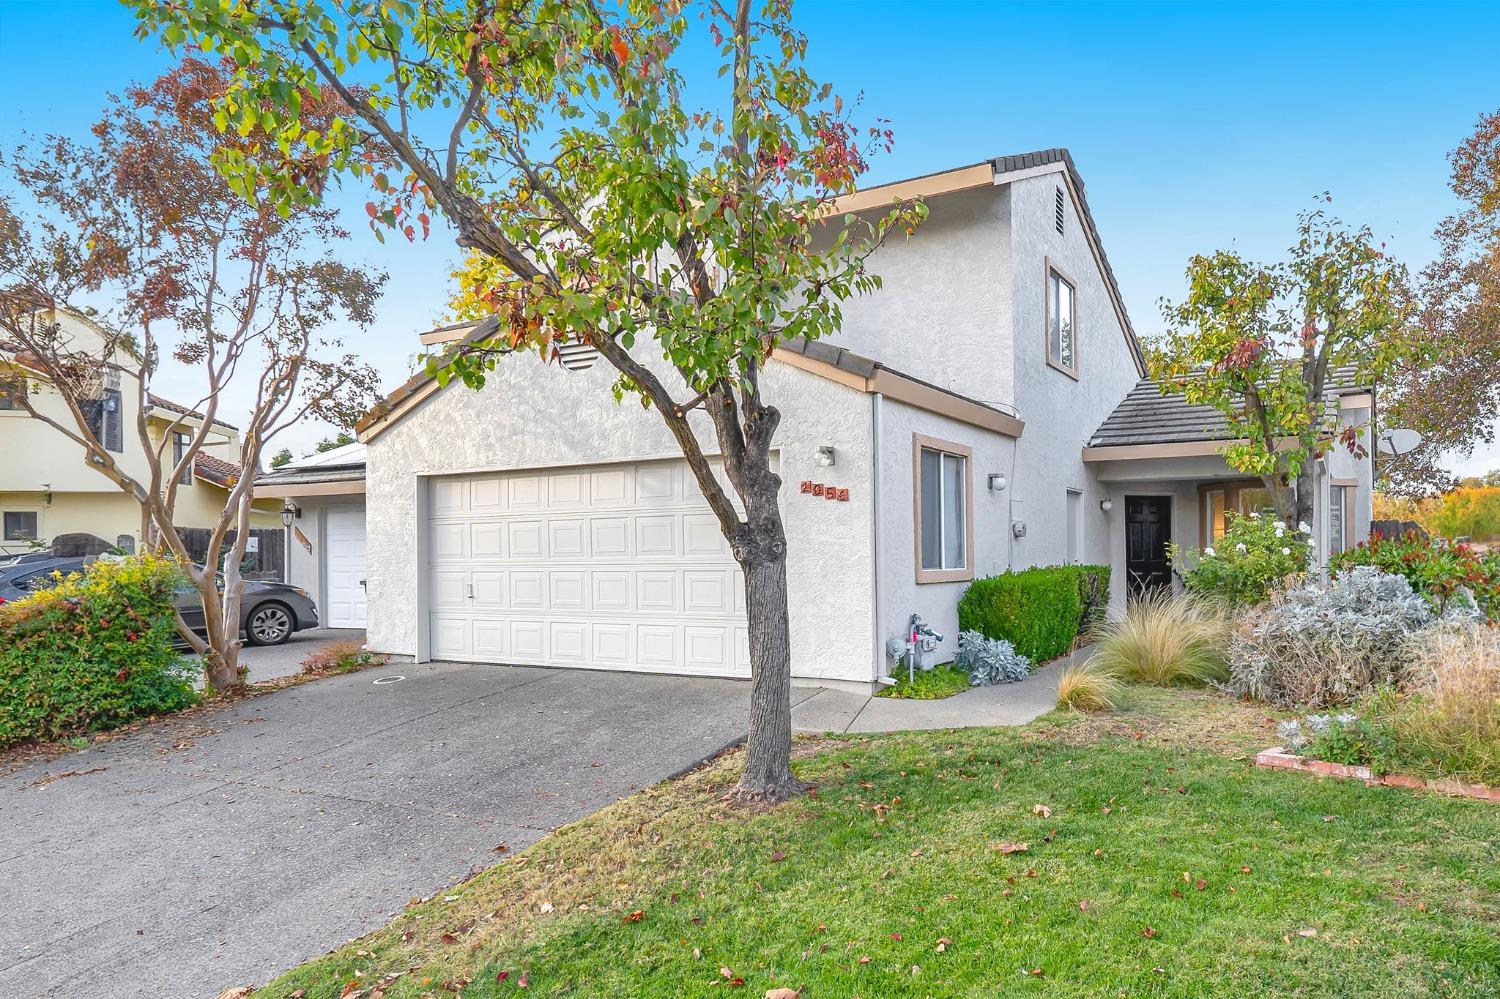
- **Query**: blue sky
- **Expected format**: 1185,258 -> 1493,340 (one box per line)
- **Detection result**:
1,0 -> 1497,470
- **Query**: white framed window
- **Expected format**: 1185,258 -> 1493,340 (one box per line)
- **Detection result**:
173,432 -> 193,485
1329,483 -> 1355,556
913,434 -> 972,583
3,510 -> 39,542
1046,263 -> 1077,376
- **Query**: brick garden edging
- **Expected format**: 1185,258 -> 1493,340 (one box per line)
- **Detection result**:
1255,747 -> 1500,802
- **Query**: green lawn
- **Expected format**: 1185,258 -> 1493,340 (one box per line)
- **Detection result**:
263,689 -> 1498,998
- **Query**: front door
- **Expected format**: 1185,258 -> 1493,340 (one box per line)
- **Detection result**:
325,506 -> 368,628
1125,495 -> 1173,597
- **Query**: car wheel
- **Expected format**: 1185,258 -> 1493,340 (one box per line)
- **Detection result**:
245,602 -> 294,646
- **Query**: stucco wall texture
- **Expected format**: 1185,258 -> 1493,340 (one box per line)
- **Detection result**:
364,352 -> 877,684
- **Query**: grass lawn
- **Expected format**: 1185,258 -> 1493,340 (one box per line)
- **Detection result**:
875,663 -> 972,699
263,688 -> 1498,998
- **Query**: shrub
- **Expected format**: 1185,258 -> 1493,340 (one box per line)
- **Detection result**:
1379,625 -> 1500,784
959,564 -> 1110,663
1226,566 -> 1475,707
1055,656 -> 1122,712
301,638 -> 385,675
956,629 -> 1033,686
1091,591 -> 1229,686
1172,512 -> 1312,606
1279,712 -> 1397,772
875,664 -> 971,700
0,555 -> 197,747
1331,530 -> 1500,621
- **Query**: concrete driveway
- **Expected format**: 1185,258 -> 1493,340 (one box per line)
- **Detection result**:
0,661 -> 749,998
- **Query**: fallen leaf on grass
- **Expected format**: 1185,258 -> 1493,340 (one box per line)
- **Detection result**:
1140,926 -> 1158,938
1077,900 -> 1090,912
492,843 -> 509,853
857,955 -> 871,965
1240,865 -> 1252,874
623,909 -> 646,923
1297,928 -> 1318,938
770,850 -> 786,863
216,989 -> 255,999
890,932 -> 903,941
992,842 -> 1029,854
765,989 -> 801,999
1031,804 -> 1052,818
1194,879 -> 1208,891
935,937 -> 951,952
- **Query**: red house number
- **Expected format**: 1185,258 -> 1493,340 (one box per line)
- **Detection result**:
800,480 -> 849,502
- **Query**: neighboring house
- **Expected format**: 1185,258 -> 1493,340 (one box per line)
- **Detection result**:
254,442 -> 368,629
269,148 -> 1376,691
0,308 -> 283,568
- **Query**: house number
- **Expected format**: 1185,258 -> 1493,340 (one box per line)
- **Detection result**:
800,480 -> 849,501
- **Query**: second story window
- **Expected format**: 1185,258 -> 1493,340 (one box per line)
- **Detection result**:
1047,266 -> 1077,376
86,388 -> 124,453
173,432 -> 193,485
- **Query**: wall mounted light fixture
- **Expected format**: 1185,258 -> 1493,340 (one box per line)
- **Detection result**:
987,473 -> 1007,491
815,445 -> 836,468
280,500 -> 301,528
1099,497 -> 1114,513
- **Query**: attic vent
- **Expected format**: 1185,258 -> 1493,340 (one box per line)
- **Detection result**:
1054,186 -> 1066,235
556,342 -> 599,371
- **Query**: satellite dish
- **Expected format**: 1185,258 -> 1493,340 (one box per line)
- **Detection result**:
1377,428 -> 1423,457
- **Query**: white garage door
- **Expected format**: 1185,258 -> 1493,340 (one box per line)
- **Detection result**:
425,460 -> 750,677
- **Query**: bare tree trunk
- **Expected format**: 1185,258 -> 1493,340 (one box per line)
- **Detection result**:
733,530 -> 805,802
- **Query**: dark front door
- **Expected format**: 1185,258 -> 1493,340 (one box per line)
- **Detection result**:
1125,495 -> 1173,597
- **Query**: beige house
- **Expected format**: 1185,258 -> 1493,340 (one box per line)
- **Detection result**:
0,309 -> 281,565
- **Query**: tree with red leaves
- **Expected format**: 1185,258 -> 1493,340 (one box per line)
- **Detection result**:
130,0 -> 920,803
0,59 -> 383,692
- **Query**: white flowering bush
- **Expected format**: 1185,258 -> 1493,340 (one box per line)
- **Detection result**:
1171,512 -> 1311,606
956,629 -> 1033,686
1227,566 -> 1477,707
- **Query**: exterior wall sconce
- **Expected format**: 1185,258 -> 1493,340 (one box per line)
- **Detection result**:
815,445 -> 836,468
1099,497 -> 1114,513
280,501 -> 301,528
987,473 -> 1007,491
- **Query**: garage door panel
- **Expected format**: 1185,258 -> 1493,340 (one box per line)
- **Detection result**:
431,570 -> 468,608
511,621 -> 545,659
591,570 -> 631,611
636,516 -> 677,557
590,469 -> 630,505
431,522 -> 467,560
548,519 -> 587,557
549,571 -> 587,610
636,570 -> 678,613
425,460 -> 748,677
590,518 -> 630,557
683,570 -> 731,613
507,520 -> 545,559
548,621 -> 588,662
510,571 -> 545,609
471,522 -> 505,559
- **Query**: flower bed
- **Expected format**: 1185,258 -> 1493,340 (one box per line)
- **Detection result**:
1255,747 -> 1499,802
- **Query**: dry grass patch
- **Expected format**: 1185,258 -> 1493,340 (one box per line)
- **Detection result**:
1032,685 -> 1286,757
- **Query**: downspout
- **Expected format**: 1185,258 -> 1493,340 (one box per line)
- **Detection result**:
869,392 -> 884,683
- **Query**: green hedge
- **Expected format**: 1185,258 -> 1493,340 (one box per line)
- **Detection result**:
0,555 -> 197,748
958,564 -> 1111,663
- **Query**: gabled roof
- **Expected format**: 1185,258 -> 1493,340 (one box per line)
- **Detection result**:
1087,366 -> 1371,449
148,393 -> 239,431
193,451 -> 243,486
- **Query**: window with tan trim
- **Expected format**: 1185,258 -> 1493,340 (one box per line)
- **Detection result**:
1046,260 -> 1078,377
913,434 -> 973,584
1329,480 -> 1357,556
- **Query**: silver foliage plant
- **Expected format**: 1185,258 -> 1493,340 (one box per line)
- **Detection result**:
1228,566 -> 1480,707
957,630 -> 1034,686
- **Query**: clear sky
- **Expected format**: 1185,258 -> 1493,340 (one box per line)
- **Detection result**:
1,0 -> 1497,470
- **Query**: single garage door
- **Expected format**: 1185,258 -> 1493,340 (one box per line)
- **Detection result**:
425,460 -> 750,677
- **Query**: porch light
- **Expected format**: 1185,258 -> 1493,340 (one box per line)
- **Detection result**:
1099,497 -> 1114,513
815,445 -> 836,468
280,501 -> 301,528
987,473 -> 1007,491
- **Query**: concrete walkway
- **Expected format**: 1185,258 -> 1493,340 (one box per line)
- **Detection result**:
792,648 -> 1083,734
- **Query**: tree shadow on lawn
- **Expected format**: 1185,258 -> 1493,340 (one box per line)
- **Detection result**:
260,688 -> 1499,999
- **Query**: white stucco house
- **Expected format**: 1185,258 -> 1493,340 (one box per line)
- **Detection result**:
264,148 -> 1376,691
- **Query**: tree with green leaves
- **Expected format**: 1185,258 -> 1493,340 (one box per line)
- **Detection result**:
1153,202 -> 1414,530
314,429 -> 356,452
130,0 -> 920,802
270,448 -> 294,468
1383,109 -> 1500,496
